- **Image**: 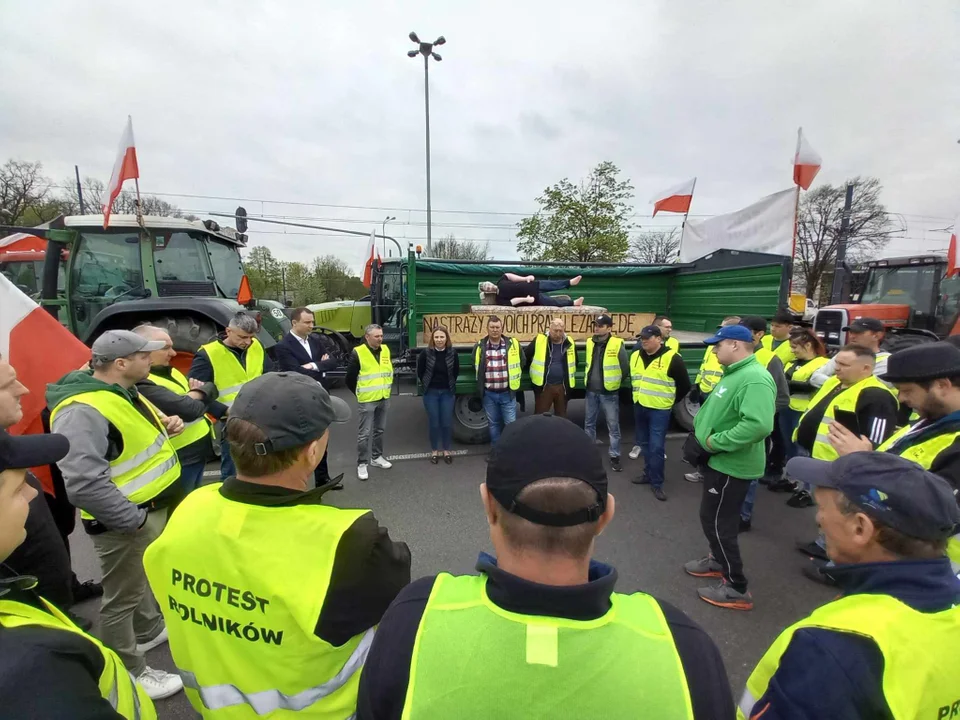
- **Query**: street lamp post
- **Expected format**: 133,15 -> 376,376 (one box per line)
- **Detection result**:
408,31 -> 444,256
382,215 -> 395,256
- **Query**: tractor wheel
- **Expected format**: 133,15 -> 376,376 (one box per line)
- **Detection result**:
452,394 -> 490,444
149,315 -> 220,375
672,391 -> 699,432
882,332 -> 937,354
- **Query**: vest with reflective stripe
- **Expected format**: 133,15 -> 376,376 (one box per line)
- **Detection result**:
664,336 -> 681,355
473,337 -> 522,391
201,339 -> 265,408
528,334 -> 576,388
695,348 -> 724,393
784,356 -> 830,412
0,595 -> 156,720
585,336 -> 624,392
754,347 -> 776,369
797,375 -> 897,461
761,334 -> 795,364
51,391 -> 180,520
147,369 -> 213,451
402,573 -> 695,719
737,594 -> 960,720
630,348 -> 678,409
143,484 -> 372,718
355,344 -> 393,403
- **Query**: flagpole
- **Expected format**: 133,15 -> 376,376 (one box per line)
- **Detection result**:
677,176 -> 696,263
134,178 -> 145,229
789,128 -> 802,295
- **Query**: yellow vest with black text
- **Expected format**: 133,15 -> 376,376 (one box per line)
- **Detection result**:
664,336 -> 681,355
760,334 -> 795,364
695,348 -> 724,394
784,356 -> 830,412
0,595 -> 156,719
585,336 -> 624,391
528,334 -> 576,389
401,573 -> 694,719
473,337 -> 522,391
50,390 -> 180,521
797,375 -> 897,461
143,483 -> 371,719
201,339 -> 265,408
630,348 -> 679,409
148,368 -> 214,451
738,593 -> 960,720
355,344 -> 393,403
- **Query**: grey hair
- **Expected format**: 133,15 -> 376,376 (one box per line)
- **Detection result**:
229,312 -> 259,334
364,323 -> 382,337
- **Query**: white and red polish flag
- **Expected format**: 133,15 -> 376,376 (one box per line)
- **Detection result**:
362,229 -> 381,288
793,128 -> 822,190
947,215 -> 960,278
0,273 -> 90,493
102,115 -> 140,229
650,178 -> 696,216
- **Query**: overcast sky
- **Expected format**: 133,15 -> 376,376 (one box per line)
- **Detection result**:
1,0 -> 958,270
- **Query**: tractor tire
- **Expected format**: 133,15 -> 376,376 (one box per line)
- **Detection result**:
882,332 -> 937,354
672,391 -> 700,432
148,315 -> 220,375
452,394 -> 491,445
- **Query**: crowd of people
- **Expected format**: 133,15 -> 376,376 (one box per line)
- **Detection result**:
0,305 -> 958,719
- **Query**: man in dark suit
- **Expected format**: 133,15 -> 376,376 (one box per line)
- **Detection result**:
275,307 -> 342,488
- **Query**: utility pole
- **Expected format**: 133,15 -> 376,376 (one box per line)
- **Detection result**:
408,32 -> 445,255
830,183 -> 855,304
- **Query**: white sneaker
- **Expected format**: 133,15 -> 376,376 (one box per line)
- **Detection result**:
135,626 -> 168,654
684,471 -> 703,483
137,666 -> 183,700
358,464 -> 369,481
370,456 -> 393,469
628,445 -> 642,460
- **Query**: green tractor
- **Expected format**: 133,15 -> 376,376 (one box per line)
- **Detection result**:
4,213 -> 291,372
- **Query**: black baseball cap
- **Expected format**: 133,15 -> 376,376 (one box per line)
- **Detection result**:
594,314 -> 613,327
638,325 -> 662,339
739,316 -> 767,333
881,342 -> 960,383
486,415 -> 607,527
227,373 -> 351,455
771,309 -> 796,325
843,318 -> 885,333
0,430 -> 70,473
786,452 -> 960,541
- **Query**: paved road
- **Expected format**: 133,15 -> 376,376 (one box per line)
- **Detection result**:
69,390 -> 834,718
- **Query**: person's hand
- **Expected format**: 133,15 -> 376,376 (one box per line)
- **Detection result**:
828,421 -> 873,456
188,378 -> 205,391
163,415 -> 184,437
525,275 -> 535,282
321,354 -> 330,361
302,363 -> 315,369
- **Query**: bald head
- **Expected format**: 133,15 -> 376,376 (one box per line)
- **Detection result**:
133,325 -> 175,368
549,318 -> 566,343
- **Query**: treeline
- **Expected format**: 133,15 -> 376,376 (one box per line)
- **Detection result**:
243,245 -> 367,306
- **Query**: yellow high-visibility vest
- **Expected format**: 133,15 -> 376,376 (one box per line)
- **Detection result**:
528,334 -> 576,388
143,484 -> 372,719
51,390 -> 180,521
695,349 -> 724,394
585,336 -> 624,392
200,339 -> 265,408
738,594 -> 960,720
664,336 -> 681,355
630,348 -> 679,409
761,334 -> 795,364
755,347 -> 777,369
402,573 -> 695,719
473,337 -> 522,391
784,356 -> 830,412
147,368 -> 214,451
355,344 -> 393,403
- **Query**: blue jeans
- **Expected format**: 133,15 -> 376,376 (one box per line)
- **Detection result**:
423,388 -> 455,451
483,390 -> 517,445
535,279 -> 573,307
584,391 -> 621,458
633,404 -> 671,488
179,461 -> 206,495
741,480 -> 759,522
220,433 -> 236,480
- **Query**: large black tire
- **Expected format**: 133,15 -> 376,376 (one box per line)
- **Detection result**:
672,391 -> 700,432
882,331 -> 938,354
452,394 -> 490,444
150,315 -> 219,356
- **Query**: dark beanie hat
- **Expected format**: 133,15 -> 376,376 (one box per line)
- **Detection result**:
881,342 -> 960,383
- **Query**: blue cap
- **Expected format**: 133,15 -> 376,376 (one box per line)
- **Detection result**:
703,325 -> 754,345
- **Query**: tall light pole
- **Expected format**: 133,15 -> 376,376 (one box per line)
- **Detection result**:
408,31 -> 444,255
382,215 -> 395,256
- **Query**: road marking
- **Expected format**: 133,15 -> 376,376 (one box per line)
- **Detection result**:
203,470 -> 220,478
386,449 -> 475,462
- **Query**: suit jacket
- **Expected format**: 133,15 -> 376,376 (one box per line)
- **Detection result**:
275,332 -> 338,384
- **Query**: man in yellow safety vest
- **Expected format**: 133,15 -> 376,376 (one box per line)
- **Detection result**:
739,452 -> 960,719
356,414 -> 735,719
47,330 -> 185,699
759,309 -> 797,365
473,315 -> 524,446
190,312 -> 273,480
654,315 -> 681,354
144,372 -> 411,718
584,314 -> 629,472
524,317 -> 576,417
346,323 -> 394,480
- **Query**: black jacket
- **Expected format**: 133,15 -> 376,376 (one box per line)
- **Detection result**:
416,348 -> 460,391
218,478 -> 412,644
274,331 -> 339,385
188,336 -> 275,385
523,334 -> 575,391
357,553 -> 734,720
0,568 -> 124,719
633,345 -> 691,403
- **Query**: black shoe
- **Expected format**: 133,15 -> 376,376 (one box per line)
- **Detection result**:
610,457 -> 622,472
71,579 -> 103,604
739,518 -> 752,532
767,476 -> 795,493
652,487 -> 667,502
631,475 -> 651,485
787,490 -> 814,508
66,609 -> 93,632
802,558 -> 837,586
795,540 -> 829,562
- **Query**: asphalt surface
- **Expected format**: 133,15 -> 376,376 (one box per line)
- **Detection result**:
68,390 -> 836,718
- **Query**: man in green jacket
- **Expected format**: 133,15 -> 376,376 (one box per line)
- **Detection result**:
682,325 -> 776,611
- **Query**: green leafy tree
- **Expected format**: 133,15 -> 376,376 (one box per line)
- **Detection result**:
517,161 -> 634,262
243,245 -> 282,299
428,234 -> 491,260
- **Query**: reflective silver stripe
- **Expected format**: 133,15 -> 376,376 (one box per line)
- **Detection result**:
107,674 -> 119,710
530,361 -> 545,369
630,375 -> 644,383
111,434 -> 167,477
360,384 -> 392,393
118,455 -> 179,498
738,688 -> 756,717
179,627 -> 375,713
602,363 -> 619,370
815,433 -> 831,446
643,377 -> 674,388
220,383 -> 244,398
638,389 -> 674,399
702,370 -> 723,378
128,670 -> 142,720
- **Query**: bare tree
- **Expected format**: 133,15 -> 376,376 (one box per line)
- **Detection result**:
629,228 -> 681,263
428,234 -> 491,260
0,160 -> 50,224
795,177 -> 899,300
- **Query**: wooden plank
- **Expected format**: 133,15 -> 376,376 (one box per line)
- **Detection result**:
421,311 -> 656,346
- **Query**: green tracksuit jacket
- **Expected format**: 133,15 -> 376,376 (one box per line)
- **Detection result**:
693,354 -> 776,479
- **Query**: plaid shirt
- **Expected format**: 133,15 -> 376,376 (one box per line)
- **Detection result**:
484,340 -> 509,391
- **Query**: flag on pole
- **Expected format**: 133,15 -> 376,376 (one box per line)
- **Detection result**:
650,178 -> 696,216
947,215 -> 959,278
793,128 -> 821,190
0,273 -> 91,493
362,229 -> 380,288
103,116 -> 140,229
